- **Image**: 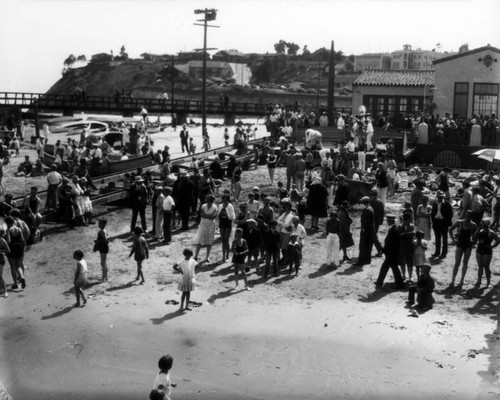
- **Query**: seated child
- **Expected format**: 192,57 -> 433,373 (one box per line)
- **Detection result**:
407,264 -> 435,311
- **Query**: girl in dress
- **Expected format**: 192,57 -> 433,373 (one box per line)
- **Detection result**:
94,219 -> 109,281
415,196 -> 432,240
231,228 -> 250,290
73,249 -> 87,307
129,226 -> 149,284
412,230 -> 428,278
173,249 -> 198,311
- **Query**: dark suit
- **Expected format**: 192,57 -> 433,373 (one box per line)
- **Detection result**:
357,205 -> 375,265
177,177 -> 194,230
431,200 -> 454,257
376,224 -> 404,287
370,197 -> 385,253
129,183 -> 148,232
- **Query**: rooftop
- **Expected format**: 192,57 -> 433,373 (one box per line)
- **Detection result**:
353,70 -> 434,87
433,45 -> 500,65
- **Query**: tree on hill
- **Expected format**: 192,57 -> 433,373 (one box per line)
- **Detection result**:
64,54 -> 76,68
287,42 -> 300,55
62,54 -> 76,74
302,45 -> 311,57
119,45 -> 129,60
76,54 -> 87,63
274,40 -> 287,54
458,43 -> 469,53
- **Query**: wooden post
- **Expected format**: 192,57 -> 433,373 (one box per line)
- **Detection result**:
327,40 -> 335,126
34,100 -> 40,138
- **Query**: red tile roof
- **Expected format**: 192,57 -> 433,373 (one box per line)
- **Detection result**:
353,70 -> 434,87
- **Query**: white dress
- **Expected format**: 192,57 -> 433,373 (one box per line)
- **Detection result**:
177,257 -> 197,292
195,203 -> 218,245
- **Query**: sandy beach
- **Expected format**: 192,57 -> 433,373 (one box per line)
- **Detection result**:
1,151 -> 499,399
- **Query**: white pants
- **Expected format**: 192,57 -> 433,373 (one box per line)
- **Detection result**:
378,187 -> 388,205
155,210 -> 164,239
358,151 -> 366,171
326,233 -> 340,265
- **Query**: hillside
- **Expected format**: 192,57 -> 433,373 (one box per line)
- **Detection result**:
47,58 -> 356,109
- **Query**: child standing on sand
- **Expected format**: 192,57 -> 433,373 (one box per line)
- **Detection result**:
73,250 -> 87,307
173,249 -> 197,311
129,226 -> 149,284
151,354 -> 176,400
231,228 -> 250,290
94,219 -> 109,281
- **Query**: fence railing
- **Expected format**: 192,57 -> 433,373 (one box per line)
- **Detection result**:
0,92 -> 267,115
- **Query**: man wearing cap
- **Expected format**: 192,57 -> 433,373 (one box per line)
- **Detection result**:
355,196 -> 376,266
376,214 -> 405,289
179,124 -> 189,153
369,188 -> 384,256
129,175 -> 148,233
431,190 -> 454,258
176,171 -> 194,230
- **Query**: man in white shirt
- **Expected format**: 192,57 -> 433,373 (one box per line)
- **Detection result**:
337,114 -> 345,130
46,164 -> 62,210
162,186 -> 175,244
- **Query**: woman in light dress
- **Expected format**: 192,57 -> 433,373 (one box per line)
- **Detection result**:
194,194 -> 218,263
415,196 -> 432,240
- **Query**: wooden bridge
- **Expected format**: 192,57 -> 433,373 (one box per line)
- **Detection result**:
0,91 -> 267,121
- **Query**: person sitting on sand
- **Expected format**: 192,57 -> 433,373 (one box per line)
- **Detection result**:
173,248 -> 197,311
407,264 -> 435,311
15,155 -> 33,177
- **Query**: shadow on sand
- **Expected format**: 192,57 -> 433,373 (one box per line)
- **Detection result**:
41,306 -> 74,320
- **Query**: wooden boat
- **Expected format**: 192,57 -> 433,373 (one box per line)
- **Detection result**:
42,142 -> 152,176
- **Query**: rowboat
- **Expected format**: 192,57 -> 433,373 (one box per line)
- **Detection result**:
42,141 -> 152,176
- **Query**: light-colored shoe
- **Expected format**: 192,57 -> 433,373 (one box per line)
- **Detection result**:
3,292 -> 7,298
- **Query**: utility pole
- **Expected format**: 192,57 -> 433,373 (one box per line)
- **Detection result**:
194,8 -> 218,135
327,40 -> 335,126
315,59 -> 321,110
171,54 -> 175,119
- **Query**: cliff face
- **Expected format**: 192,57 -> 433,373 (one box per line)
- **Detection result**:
47,60 -> 177,98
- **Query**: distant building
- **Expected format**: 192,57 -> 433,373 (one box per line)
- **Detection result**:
433,44 -> 500,118
354,53 -> 391,72
391,44 -> 446,70
352,70 -> 434,125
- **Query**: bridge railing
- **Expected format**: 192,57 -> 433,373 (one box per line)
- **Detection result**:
0,92 -> 267,115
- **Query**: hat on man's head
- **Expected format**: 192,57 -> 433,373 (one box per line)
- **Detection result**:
386,214 -> 396,222
436,190 -> 444,197
134,176 -> 144,183
360,196 -> 370,204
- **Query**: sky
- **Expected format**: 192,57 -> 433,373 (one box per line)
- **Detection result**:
1,0 -> 499,93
